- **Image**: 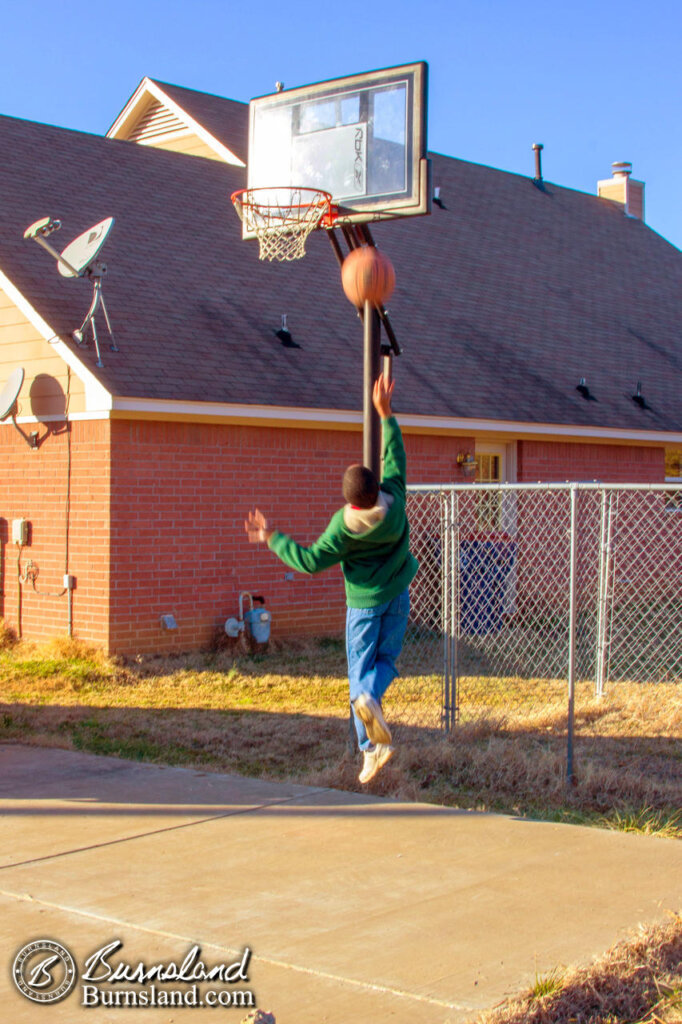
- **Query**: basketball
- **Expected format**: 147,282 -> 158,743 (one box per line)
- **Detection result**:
341,246 -> 396,307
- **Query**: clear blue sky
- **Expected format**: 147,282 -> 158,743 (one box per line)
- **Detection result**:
3,0 -> 681,249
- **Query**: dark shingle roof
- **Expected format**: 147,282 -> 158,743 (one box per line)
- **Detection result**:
0,108 -> 680,431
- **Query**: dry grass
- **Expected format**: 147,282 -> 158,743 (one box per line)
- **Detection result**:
1,632 -> 681,1022
476,913 -> 682,1024
0,633 -> 680,834
0,618 -> 18,650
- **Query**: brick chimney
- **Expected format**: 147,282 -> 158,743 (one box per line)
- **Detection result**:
597,162 -> 645,221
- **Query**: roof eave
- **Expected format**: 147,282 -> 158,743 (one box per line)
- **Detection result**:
105,396 -> 681,443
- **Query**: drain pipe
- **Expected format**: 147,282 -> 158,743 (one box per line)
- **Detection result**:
16,546 -> 22,639
65,575 -> 74,637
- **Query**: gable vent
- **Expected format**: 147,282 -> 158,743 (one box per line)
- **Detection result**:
127,101 -> 187,143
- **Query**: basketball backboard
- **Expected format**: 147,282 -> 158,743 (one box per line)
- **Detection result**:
246,61 -> 430,236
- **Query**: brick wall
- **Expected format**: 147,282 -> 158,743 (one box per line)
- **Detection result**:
0,419 -> 110,644
107,419 -> 467,654
1,419 -> 667,655
517,439 -> 664,483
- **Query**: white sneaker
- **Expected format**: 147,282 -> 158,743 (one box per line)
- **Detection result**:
354,694 -> 392,745
359,744 -> 394,784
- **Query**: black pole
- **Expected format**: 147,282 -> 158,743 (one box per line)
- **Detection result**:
363,300 -> 382,475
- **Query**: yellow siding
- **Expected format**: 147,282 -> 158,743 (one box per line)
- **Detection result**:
0,288 -> 86,418
627,181 -> 644,220
598,182 -> 626,204
144,132 -> 223,161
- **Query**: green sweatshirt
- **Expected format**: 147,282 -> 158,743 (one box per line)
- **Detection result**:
268,416 -> 419,608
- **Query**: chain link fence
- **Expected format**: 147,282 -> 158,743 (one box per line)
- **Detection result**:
386,483 -> 682,745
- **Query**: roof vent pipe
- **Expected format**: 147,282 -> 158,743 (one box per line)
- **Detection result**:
532,143 -> 544,181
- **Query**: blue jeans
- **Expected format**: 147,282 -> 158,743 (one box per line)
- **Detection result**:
346,589 -> 410,751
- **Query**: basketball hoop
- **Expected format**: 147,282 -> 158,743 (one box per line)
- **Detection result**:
231,187 -> 335,261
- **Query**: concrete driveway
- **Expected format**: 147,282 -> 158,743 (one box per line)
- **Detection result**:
1,743 -> 680,1022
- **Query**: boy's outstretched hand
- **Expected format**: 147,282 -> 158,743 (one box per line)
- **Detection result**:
372,373 -> 394,419
245,508 -> 273,544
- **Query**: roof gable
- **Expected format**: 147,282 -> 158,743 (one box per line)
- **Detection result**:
107,77 -> 246,166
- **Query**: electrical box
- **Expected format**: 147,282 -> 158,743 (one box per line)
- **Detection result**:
12,518 -> 28,546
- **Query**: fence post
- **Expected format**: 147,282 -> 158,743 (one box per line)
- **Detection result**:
448,490 -> 458,731
441,490 -> 451,731
595,490 -> 613,699
567,484 -> 578,783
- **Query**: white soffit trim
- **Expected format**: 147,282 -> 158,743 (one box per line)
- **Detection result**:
110,396 -> 682,444
108,77 -> 245,167
0,269 -> 113,412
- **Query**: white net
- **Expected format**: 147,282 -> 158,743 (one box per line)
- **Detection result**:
231,188 -> 332,262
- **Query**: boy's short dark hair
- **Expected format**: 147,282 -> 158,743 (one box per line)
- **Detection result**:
343,464 -> 379,509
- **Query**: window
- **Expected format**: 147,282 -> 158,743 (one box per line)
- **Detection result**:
665,448 -> 682,509
476,453 -> 501,483
475,449 -> 503,532
665,448 -> 682,479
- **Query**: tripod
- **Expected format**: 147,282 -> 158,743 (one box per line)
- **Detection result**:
72,262 -> 118,368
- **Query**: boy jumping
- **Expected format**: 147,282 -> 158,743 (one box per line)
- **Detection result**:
245,374 -> 418,784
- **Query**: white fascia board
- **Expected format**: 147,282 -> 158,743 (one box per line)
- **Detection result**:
106,78 -> 150,137
113,396 -> 362,424
0,269 -> 113,412
398,412 -> 682,443
111,396 -> 682,443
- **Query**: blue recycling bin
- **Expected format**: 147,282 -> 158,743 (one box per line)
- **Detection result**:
460,539 -> 516,635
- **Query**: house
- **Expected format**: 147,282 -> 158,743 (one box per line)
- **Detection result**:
1,79 -> 680,653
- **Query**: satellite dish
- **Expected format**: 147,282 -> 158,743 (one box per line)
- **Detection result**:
58,217 -> 114,278
0,367 -> 24,421
23,214 -> 118,367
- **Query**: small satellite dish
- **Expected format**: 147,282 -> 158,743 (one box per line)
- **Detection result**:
58,217 -> 114,278
0,367 -> 37,447
0,367 -> 24,421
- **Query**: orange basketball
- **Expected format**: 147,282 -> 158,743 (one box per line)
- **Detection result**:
341,245 -> 396,307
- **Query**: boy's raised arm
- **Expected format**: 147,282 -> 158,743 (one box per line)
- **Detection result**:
373,374 -> 407,496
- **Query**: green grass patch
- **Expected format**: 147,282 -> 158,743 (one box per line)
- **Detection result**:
530,966 -> 565,1000
66,718 -> 195,764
